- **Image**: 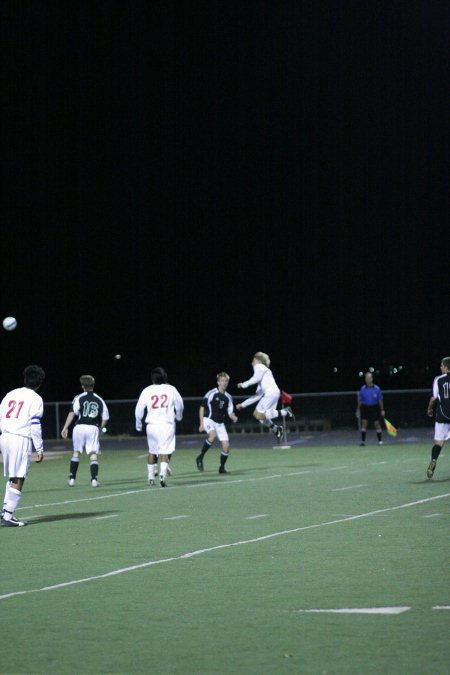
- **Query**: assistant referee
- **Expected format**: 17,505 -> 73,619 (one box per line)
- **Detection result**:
356,372 -> 385,446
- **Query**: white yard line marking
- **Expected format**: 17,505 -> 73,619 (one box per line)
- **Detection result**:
2,492 -> 449,602
245,514 -> 268,520
422,513 -> 441,518
292,607 -> 411,615
433,606 -> 450,610
368,461 -> 387,466
332,484 -> 368,492
327,466 -> 348,471
94,515 -> 118,521
163,515 -> 189,521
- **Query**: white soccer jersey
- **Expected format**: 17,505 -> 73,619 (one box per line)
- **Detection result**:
241,364 -> 280,396
0,386 -> 44,452
135,383 -> 184,427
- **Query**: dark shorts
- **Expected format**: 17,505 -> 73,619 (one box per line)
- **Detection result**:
360,404 -> 382,423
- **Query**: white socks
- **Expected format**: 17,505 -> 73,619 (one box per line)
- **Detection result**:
2,485 -> 21,521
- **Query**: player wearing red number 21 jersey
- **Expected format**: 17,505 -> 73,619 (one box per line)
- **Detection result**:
0,365 -> 46,527
135,367 -> 184,487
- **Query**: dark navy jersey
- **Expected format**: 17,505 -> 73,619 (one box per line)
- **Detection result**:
72,391 -> 110,427
432,373 -> 450,422
201,388 -> 234,424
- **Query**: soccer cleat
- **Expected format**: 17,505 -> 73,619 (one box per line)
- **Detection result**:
359,442 -> 366,447
426,459 -> 437,479
68,478 -> 76,487
1,516 -> 26,527
284,406 -> 295,420
218,466 -> 228,474
91,479 -> 99,488
160,476 -> 167,487
148,479 -> 155,486
378,441 -> 384,446
196,455 -> 204,472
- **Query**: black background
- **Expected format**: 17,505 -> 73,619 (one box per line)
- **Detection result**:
1,1 -> 448,400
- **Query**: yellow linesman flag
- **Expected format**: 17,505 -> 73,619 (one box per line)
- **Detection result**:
384,418 -> 398,437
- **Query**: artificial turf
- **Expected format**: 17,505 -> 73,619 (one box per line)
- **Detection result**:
0,440 -> 449,674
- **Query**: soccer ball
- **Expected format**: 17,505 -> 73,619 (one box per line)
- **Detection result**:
2,316 -> 17,331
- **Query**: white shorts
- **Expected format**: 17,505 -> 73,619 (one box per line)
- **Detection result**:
255,391 -> 280,414
146,422 -> 176,455
203,418 -> 229,442
72,425 -> 100,455
1,433 -> 32,478
434,423 -> 450,442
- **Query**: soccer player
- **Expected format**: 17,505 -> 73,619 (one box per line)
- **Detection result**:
0,365 -> 46,527
356,372 -> 385,446
426,356 -> 450,478
135,367 -> 184,487
61,375 -> 109,487
196,372 -> 238,474
237,352 -> 294,441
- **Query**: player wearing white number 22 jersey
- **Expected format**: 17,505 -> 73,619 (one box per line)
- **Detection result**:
135,367 -> 184,487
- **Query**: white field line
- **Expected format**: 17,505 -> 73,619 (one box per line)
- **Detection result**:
245,514 -> 268,520
163,515 -> 189,521
94,515 -> 119,521
433,605 -> 450,610
332,484 -> 368,492
422,513 -> 442,518
292,607 -> 411,615
368,461 -> 388,465
1,492 -> 449,602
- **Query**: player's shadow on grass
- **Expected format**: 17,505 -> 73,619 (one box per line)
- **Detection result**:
30,511 -> 120,524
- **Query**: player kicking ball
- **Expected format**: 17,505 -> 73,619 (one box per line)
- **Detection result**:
237,352 -> 294,441
196,372 -> 238,474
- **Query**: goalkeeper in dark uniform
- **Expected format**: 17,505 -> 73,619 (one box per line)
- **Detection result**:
426,356 -> 450,478
196,372 -> 238,474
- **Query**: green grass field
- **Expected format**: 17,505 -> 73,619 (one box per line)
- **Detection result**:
1,440 -> 449,675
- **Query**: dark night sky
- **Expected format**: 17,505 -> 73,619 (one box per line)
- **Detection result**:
1,1 -> 448,401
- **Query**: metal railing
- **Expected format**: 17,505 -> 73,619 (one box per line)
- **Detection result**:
42,389 -> 432,439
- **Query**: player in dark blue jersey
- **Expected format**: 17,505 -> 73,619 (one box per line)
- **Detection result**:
356,372 -> 385,446
426,357 -> 450,478
61,375 -> 109,487
196,372 -> 238,474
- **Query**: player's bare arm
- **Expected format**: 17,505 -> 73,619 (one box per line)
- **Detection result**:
427,396 -> 437,417
61,411 -> 76,438
199,405 -> 205,432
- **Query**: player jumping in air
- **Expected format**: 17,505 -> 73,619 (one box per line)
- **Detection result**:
237,352 -> 294,441
196,372 -> 238,474
426,356 -> 450,478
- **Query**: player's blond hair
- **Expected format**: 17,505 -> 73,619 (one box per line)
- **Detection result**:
80,375 -> 95,390
216,371 -> 230,381
441,357 -> 450,369
253,352 -> 271,367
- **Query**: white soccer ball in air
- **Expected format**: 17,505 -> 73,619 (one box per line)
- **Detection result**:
2,316 -> 17,331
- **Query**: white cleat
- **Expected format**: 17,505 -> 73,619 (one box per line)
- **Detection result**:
68,478 -> 76,487
91,479 -> 99,487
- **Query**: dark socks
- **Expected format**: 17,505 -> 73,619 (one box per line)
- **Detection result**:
220,452 -> 229,469
90,461 -> 99,479
376,431 -> 382,442
361,430 -> 367,443
431,444 -> 442,461
200,440 -> 212,457
69,458 -> 79,479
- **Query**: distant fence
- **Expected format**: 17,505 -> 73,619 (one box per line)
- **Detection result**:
43,389 -> 433,439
